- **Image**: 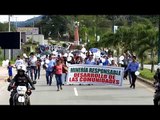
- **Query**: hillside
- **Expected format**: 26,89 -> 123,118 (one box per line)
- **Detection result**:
11,15 -> 43,27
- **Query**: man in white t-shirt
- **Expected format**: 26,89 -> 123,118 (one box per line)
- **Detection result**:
15,56 -> 24,69
29,52 -> 37,81
108,54 -> 113,65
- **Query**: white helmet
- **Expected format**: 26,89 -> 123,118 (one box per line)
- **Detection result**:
17,64 -> 26,72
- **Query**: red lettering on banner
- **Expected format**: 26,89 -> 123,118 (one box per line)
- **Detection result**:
91,74 -> 94,77
109,75 -> 113,80
96,78 -> 100,82
104,75 -> 107,79
112,75 -> 115,80
80,77 -> 83,82
70,77 -> 78,82
74,73 -> 79,77
86,77 -> 91,82
108,79 -> 112,83
102,79 -> 105,83
80,73 -> 83,77
112,79 -> 116,84
87,73 -> 91,77
82,78 -> 86,82
95,74 -> 100,78
92,78 -> 96,82
83,73 -> 87,77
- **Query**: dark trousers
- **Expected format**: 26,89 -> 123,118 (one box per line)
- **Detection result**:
46,71 -> 53,85
123,65 -> 128,78
130,72 -> 137,88
30,66 -> 37,81
55,74 -> 62,89
36,68 -> 41,79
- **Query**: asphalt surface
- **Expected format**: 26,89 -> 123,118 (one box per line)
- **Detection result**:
0,69 -> 155,105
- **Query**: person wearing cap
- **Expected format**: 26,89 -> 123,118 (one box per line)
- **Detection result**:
125,56 -> 139,89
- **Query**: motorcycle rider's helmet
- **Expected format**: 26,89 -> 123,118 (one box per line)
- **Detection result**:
17,64 -> 26,76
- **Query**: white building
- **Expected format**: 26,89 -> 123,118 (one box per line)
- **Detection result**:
26,34 -> 45,45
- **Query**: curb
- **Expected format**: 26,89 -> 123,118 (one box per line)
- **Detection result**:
137,76 -> 154,87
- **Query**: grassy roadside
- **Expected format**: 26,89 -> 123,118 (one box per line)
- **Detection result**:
0,60 -> 15,66
139,68 -> 155,81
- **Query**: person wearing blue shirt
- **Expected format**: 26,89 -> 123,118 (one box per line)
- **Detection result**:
103,57 -> 109,66
125,56 -> 139,89
85,55 -> 96,65
46,55 -> 56,86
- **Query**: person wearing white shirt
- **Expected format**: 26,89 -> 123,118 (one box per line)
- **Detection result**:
29,52 -> 37,81
108,54 -> 113,65
15,56 -> 24,69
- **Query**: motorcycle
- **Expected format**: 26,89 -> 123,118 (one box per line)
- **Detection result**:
8,81 -> 36,106
11,85 -> 32,105
153,82 -> 160,106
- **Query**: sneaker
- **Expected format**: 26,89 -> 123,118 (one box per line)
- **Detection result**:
57,89 -> 60,91
60,87 -> 62,90
133,85 -> 135,89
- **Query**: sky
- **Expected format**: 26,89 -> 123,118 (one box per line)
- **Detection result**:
0,15 -> 41,23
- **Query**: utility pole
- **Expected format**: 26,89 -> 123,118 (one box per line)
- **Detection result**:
95,15 -> 97,42
158,15 -> 160,63
8,15 -> 11,60
112,15 -> 115,33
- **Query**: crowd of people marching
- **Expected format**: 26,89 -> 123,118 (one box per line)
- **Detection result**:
7,44 -> 140,91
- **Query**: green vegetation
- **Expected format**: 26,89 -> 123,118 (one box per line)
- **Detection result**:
0,60 -> 15,66
1,15 -> 159,73
0,22 -> 16,31
139,68 -> 155,81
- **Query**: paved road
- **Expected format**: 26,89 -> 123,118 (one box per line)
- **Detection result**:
0,69 -> 155,105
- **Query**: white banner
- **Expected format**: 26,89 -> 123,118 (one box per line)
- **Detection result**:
66,64 -> 124,86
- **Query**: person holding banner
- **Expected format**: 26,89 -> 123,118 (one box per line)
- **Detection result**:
125,56 -> 139,89
85,55 -> 96,65
110,60 -> 118,67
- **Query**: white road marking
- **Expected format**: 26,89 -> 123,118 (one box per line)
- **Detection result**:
137,81 -> 154,93
74,87 -> 78,96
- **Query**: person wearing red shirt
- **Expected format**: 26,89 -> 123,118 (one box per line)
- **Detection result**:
54,59 -> 63,91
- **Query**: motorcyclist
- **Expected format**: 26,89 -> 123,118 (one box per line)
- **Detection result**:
154,63 -> 160,84
7,64 -> 35,105
153,63 -> 160,105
